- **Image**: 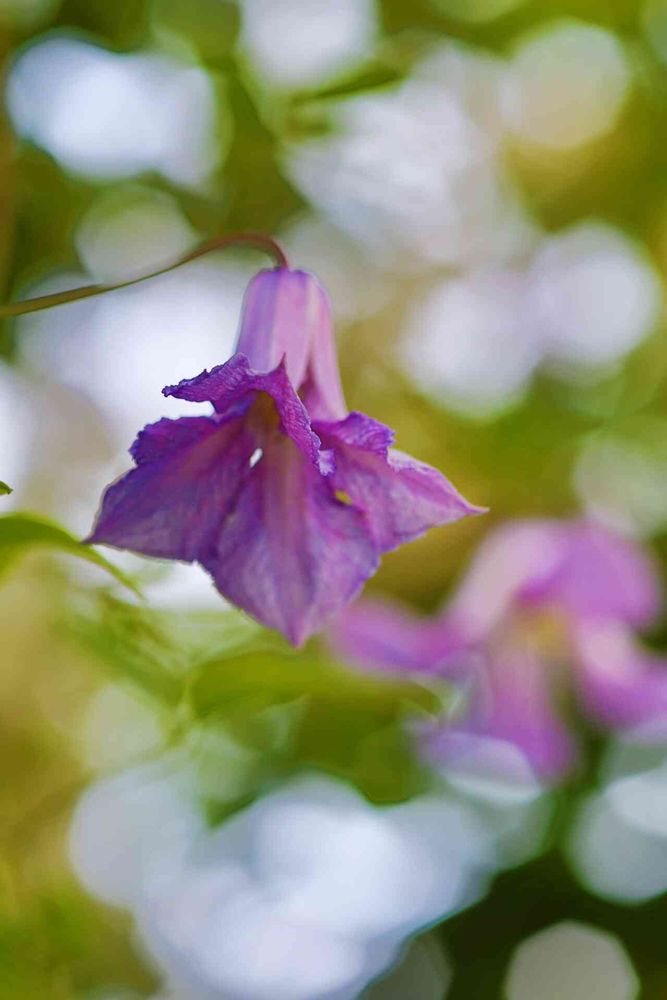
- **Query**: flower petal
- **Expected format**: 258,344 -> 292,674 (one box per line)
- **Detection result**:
201,430 -> 379,645
316,412 -> 483,552
466,645 -> 577,781
299,289 -> 347,422
130,416 -> 219,464
164,353 -> 323,467
446,521 -> 566,641
536,521 -> 661,627
88,413 -> 254,560
447,518 -> 661,642
573,619 -> 667,731
234,268 -> 314,388
329,597 -> 468,676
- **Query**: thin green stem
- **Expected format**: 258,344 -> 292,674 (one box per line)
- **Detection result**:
0,231 -> 289,319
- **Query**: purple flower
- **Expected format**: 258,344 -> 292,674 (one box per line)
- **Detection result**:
89,268 -> 480,644
331,519 -> 667,781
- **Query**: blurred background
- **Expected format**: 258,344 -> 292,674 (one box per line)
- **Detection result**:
3,0 -> 667,997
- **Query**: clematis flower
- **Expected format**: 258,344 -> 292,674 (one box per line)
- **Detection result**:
88,266 -> 480,644
331,519 -> 667,781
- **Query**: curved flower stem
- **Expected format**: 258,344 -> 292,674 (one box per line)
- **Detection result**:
0,231 -> 289,319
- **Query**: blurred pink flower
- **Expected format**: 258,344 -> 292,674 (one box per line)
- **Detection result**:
331,519 -> 667,781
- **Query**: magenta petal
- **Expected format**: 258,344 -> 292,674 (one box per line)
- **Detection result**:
468,645 -> 577,780
525,520 -> 661,626
130,416 -> 218,464
89,413 -> 254,560
200,433 -> 379,646
164,354 -> 322,466
234,269 -> 346,422
316,412 -> 483,553
329,598 -> 469,676
446,521 -> 566,641
234,269 -> 314,388
573,619 -> 667,730
447,518 -> 661,642
298,288 -> 347,422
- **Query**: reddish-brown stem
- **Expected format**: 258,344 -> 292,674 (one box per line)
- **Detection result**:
0,231 -> 289,319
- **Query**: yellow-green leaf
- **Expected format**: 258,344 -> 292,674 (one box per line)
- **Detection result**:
0,512 -> 140,595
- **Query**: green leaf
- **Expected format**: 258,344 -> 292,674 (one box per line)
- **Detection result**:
67,595 -> 256,707
291,63 -> 402,106
191,646 -> 444,721
294,706 -> 431,804
191,646 -> 445,804
68,594 -> 186,706
0,888 -> 156,999
0,512 -> 140,595
0,482 -> 11,496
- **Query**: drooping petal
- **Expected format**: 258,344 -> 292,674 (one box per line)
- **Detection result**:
87,256 -> 487,644
446,518 -> 661,642
299,294 -> 347,422
464,644 -> 577,781
90,355 -> 329,563
164,354 -> 323,467
533,521 -> 661,627
446,520 -> 566,641
315,412 -> 483,553
234,267 -> 347,422
234,269 -> 315,389
573,619 -> 667,732
200,429 -> 378,646
89,412 -> 255,560
130,416 -> 219,464
329,597 -> 470,677
91,363 -> 379,642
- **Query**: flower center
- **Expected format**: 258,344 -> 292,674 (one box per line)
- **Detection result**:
246,392 -> 282,440
509,606 -> 571,662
